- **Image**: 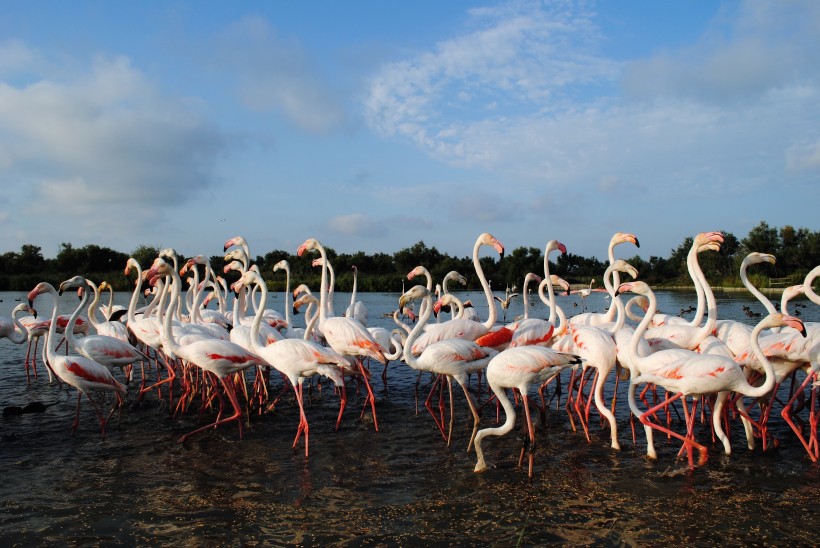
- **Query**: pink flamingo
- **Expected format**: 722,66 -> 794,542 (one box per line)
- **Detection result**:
58,276 -> 150,383
298,237 -> 386,430
474,346 -> 583,476
235,269 -> 349,457
147,258 -> 267,443
400,284 -> 497,450
28,282 -> 127,438
618,280 -> 807,467
408,233 -> 505,355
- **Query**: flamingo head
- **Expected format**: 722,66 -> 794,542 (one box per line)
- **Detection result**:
548,275 -> 571,295
27,282 -> 55,307
546,240 -> 567,255
616,280 -> 651,297
407,266 -> 426,281
293,283 -> 311,299
694,231 -> 724,247
782,285 -> 805,303
58,275 -> 87,296
352,265 -> 358,273
311,258 -> 324,268
743,252 -> 776,267
610,259 -> 638,280
15,303 -> 37,318
297,238 -> 320,257
399,284 -> 428,310
479,233 -> 505,258
124,257 -> 141,277
224,236 -> 246,252
293,293 -> 318,313
223,260 -> 244,274
767,313 -> 807,337
223,248 -> 247,265
612,232 -> 640,249
273,259 -> 288,273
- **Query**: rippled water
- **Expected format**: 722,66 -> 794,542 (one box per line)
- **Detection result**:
1,289 -> 818,545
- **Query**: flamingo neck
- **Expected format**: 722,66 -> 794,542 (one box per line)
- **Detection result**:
87,280 -> 103,329
686,242 -> 708,326
473,239 -> 496,330
127,261 -> 143,325
745,319 -> 779,398
474,382 -> 516,471
63,282 -> 88,349
629,288 -> 658,373
402,290 -> 433,370
248,274 -> 268,354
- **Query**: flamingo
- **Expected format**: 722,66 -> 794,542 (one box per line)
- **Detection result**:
27,282 -> 127,437
617,280 -> 807,466
571,279 -> 596,312
1,303 -> 39,380
0,302 -> 36,345
345,265 -> 368,326
474,346 -> 583,476
570,232 -> 640,326
494,287 -> 518,323
234,269 -> 348,457
408,233 -> 505,355
58,276 -> 151,382
91,281 -> 131,342
298,237 -> 386,430
146,258 -> 267,443
400,285 -> 497,450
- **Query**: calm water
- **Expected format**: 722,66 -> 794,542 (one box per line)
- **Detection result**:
1,288 -> 818,545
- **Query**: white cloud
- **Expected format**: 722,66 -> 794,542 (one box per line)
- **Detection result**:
361,0 -> 820,204
217,16 -> 349,135
0,49 -> 228,244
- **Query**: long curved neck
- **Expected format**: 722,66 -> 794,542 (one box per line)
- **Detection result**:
402,291 -> 433,370
741,259 -> 778,316
629,289 -> 658,372
745,319 -> 778,398
160,270 -> 182,358
474,240 -> 497,330
686,241 -> 708,326
63,284 -> 89,349
248,275 -> 268,353
804,266 -> 820,306
87,280 -> 103,329
303,300 -> 320,341
542,247 -> 558,325
692,251 -> 719,341
316,244 -> 330,325
522,275 -> 535,320
474,382 -> 517,471
9,306 -> 29,344
283,265 -> 293,329
127,261 -> 143,324
350,268 -> 358,307
45,288 -> 60,362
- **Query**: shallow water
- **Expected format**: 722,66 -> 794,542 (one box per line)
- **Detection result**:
1,289 -> 818,545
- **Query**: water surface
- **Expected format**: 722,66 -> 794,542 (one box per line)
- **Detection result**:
1,289 -> 818,545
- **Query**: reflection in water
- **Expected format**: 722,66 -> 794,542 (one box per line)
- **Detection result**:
0,290 -> 818,544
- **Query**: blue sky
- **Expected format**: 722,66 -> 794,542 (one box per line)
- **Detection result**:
1,1 -> 818,262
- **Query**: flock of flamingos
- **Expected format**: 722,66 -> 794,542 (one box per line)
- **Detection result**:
2,232 -> 820,476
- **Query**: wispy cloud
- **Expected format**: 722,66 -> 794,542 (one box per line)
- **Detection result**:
363,0 -> 820,199
216,16 -> 349,135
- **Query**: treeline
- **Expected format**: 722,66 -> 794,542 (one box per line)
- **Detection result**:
1,222 -> 818,293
